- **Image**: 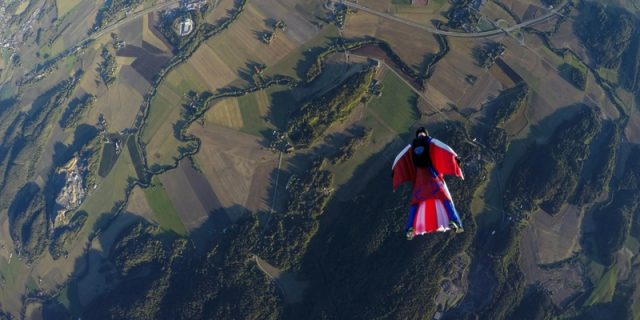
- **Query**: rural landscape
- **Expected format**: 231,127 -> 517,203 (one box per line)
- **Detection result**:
0,0 -> 639,318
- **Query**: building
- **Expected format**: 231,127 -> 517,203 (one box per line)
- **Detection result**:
179,18 -> 194,36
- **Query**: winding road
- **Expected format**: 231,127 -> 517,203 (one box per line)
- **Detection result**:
332,0 -> 566,38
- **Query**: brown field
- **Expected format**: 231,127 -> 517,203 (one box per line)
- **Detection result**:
360,0 -> 394,12
57,1 -> 99,49
502,38 -> 584,120
204,4 -> 299,77
205,98 -> 244,129
550,18 -> 591,64
427,37 -> 491,109
126,186 -> 158,223
519,207 -> 585,306
158,159 -> 229,231
184,44 -> 237,91
503,35 -> 620,122
458,69 -> 504,112
528,17 -> 559,33
117,16 -> 145,46
342,11 -> 440,69
528,206 -> 582,263
206,0 -> 237,24
24,302 -> 43,320
143,13 -> 173,53
142,82 -> 183,143
481,1 -> 518,25
188,123 -> 279,221
497,0 -> 542,21
393,6 -> 440,24
251,0 -> 322,45
88,80 -> 144,132
519,246 -> 584,306
77,46 -> 103,94
626,107 -> 640,143
119,65 -> 152,96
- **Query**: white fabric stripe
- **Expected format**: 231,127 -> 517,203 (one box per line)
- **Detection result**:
392,144 -> 412,169
440,179 -> 453,201
431,138 -> 457,156
435,200 -> 450,231
416,202 -> 426,234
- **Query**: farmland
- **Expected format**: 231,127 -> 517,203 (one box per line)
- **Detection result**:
144,176 -> 187,236
368,69 -> 419,134
2,0 -> 640,318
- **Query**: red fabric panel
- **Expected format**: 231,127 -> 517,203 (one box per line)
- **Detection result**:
424,200 -> 438,233
430,141 -> 464,179
392,147 -> 416,190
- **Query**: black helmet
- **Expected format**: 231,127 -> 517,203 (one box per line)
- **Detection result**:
416,127 -> 428,137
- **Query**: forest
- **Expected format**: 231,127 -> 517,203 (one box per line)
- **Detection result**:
287,68 -> 374,147
504,106 -> 601,216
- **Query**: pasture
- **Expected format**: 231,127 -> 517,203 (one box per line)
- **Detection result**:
55,0 -> 81,17
586,266 -> 617,306
367,70 -> 419,134
205,98 -> 244,129
144,176 -> 187,236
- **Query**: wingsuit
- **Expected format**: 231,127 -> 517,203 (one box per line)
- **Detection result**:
392,127 -> 464,239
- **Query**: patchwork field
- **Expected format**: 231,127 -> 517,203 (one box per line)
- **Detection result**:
144,176 -> 187,236
342,10 -> 440,70
158,159 -> 227,232
204,4 -> 300,78
427,37 -> 493,111
126,186 -> 157,224
188,123 -> 280,221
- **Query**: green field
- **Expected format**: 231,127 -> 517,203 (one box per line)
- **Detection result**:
57,282 -> 82,315
237,92 -> 270,137
56,0 -> 82,17
0,257 -> 27,289
143,176 -> 187,236
586,265 -> 617,306
78,137 -> 137,236
142,90 -> 178,144
98,143 -> 118,177
564,54 -> 588,74
367,71 -> 419,134
331,112 -> 396,186
392,0 -> 412,4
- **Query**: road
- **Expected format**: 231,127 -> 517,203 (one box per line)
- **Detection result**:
332,0 -> 565,38
24,0 -> 181,80
89,0 -> 181,41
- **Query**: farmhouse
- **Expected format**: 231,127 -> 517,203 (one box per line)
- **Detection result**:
179,18 -> 194,36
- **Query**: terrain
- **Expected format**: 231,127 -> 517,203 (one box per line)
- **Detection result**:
0,0 -> 639,319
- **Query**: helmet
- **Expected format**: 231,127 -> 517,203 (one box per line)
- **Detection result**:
416,127 -> 428,137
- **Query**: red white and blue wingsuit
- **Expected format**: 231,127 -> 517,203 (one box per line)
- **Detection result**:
392,128 -> 464,237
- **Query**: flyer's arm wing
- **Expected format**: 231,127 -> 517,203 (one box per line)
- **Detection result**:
429,139 -> 464,179
392,144 -> 416,190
